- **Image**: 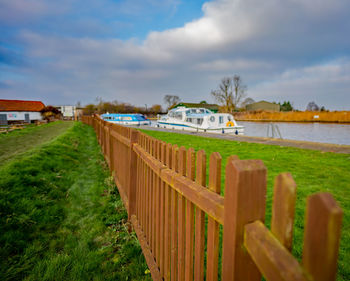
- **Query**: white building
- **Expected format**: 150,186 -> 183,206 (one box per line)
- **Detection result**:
0,99 -> 45,125
55,105 -> 76,120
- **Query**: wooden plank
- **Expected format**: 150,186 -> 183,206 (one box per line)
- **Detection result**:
164,143 -> 172,280
194,150 -> 206,281
136,155 -> 140,220
171,145 -> 179,281
131,215 -> 163,281
150,148 -> 154,254
222,159 -> 266,281
271,173 -> 297,251
144,147 -> 149,242
133,144 -> 165,175
128,130 -> 139,219
162,169 -> 224,224
147,138 -> 152,244
114,174 -> 129,213
110,129 -> 131,148
134,143 -> 224,225
244,221 -> 307,281
178,146 -> 187,281
160,142 -> 166,278
152,140 -> 157,256
302,192 -> 343,281
143,145 -> 147,238
206,152 -> 222,281
155,141 -> 161,265
148,139 -> 153,250
185,147 -> 195,281
109,124 -> 114,172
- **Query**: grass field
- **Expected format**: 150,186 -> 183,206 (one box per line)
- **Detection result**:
0,122 -> 151,281
0,121 -> 74,165
141,129 -> 350,281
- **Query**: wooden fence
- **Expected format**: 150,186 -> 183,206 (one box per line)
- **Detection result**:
82,115 -> 343,281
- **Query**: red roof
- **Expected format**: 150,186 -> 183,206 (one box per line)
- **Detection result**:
0,99 -> 45,112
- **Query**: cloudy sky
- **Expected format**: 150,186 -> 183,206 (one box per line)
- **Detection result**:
0,0 -> 349,110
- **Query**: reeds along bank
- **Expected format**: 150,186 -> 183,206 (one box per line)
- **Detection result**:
234,111 -> 350,123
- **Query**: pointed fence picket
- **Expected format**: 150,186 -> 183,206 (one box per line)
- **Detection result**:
82,115 -> 343,281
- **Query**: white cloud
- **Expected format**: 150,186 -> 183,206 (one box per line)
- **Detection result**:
249,58 -> 350,110
1,0 -> 350,109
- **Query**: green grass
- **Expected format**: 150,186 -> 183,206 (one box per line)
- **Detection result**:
141,129 -> 350,281
0,122 -> 150,281
0,121 -> 74,165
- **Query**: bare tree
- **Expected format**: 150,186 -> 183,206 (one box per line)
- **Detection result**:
211,75 -> 247,112
164,95 -> 180,110
232,75 -> 247,109
211,77 -> 233,112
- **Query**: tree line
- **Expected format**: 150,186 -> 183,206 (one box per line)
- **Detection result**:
79,76 -> 329,116
82,99 -> 163,116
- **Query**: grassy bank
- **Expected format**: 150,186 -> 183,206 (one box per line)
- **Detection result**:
0,122 -> 150,280
234,110 -> 350,123
0,121 -> 74,165
141,129 -> 350,280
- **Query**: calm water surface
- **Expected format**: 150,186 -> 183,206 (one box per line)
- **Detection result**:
238,121 -> 350,145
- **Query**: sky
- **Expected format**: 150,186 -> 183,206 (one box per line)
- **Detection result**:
0,0 -> 349,110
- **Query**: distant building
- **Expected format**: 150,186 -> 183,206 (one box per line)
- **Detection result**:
246,100 -> 280,112
55,105 -> 84,120
0,99 -> 45,125
171,102 -> 219,113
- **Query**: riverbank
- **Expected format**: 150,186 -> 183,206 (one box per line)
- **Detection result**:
0,122 -> 150,280
135,125 -> 350,153
234,111 -> 350,123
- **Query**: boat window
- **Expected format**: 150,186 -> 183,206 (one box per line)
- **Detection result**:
186,110 -> 190,116
210,116 -> 215,122
191,109 -> 197,113
227,116 -> 232,121
196,118 -> 203,125
219,116 -> 224,124
199,109 -> 205,113
186,118 -> 192,123
175,112 -> 183,120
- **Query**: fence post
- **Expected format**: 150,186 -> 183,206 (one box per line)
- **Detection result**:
302,192 -> 343,281
109,124 -> 115,173
128,129 -> 139,220
222,159 -> 267,281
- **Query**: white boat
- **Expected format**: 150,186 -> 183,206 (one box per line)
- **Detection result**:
156,107 -> 244,135
101,113 -> 151,126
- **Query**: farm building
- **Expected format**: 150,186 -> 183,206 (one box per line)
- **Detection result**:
0,99 -> 45,125
55,105 -> 83,120
170,102 -> 219,113
246,100 -> 280,111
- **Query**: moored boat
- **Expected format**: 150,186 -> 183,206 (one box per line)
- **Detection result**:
156,107 -> 244,135
101,113 -> 151,126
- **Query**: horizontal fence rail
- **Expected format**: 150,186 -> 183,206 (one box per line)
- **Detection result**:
82,115 -> 343,281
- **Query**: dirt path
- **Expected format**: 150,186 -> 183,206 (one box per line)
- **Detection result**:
136,125 -> 350,154
0,121 -> 74,165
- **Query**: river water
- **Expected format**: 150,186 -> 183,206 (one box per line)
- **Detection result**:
238,121 -> 350,145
